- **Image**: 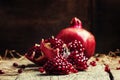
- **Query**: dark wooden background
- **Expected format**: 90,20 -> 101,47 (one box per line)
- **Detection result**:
0,0 -> 120,54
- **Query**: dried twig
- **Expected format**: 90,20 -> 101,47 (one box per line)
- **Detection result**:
3,49 -> 23,59
108,49 -> 120,57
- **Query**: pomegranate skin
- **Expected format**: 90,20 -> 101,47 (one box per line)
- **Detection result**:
25,44 -> 48,66
56,17 -> 96,58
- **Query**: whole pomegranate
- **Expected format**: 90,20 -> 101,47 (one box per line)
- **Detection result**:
56,17 -> 96,58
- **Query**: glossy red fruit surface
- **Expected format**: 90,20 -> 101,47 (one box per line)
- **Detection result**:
56,17 -> 96,58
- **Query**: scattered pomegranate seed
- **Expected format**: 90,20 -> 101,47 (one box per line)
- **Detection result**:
13,62 -> 19,67
0,70 -> 5,74
96,58 -> 99,61
104,64 -> 110,72
21,65 -> 26,69
116,67 -> 120,70
39,67 -> 45,73
90,61 -> 96,66
18,69 -> 23,73
118,60 -> 120,64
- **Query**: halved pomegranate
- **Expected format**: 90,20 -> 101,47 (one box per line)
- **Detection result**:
56,17 -> 96,58
25,44 -> 47,66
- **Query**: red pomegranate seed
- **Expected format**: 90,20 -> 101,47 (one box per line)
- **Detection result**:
119,60 -> 120,64
21,65 -> 26,69
0,70 -> 5,74
39,67 -> 45,73
13,62 -> 19,67
104,64 -> 110,72
96,58 -> 99,61
90,61 -> 96,66
18,69 -> 23,73
116,67 -> 120,70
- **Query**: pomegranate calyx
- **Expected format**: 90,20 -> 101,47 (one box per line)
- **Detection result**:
70,17 -> 82,28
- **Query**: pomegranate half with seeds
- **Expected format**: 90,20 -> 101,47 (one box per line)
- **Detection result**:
25,44 -> 48,65
25,37 -> 68,66
56,17 -> 96,58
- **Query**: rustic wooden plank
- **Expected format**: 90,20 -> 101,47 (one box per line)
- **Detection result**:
15,64 -> 110,80
111,70 -> 120,80
1,54 -> 120,80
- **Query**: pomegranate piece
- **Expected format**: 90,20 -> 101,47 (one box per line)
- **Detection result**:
67,50 -> 88,71
67,40 -> 88,71
25,44 -> 48,65
56,17 -> 96,58
43,55 -> 78,75
44,36 -> 67,55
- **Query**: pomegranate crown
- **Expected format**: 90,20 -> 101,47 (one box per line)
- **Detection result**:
70,17 -> 82,28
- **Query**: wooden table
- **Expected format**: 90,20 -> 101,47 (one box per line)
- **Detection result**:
0,54 -> 120,80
